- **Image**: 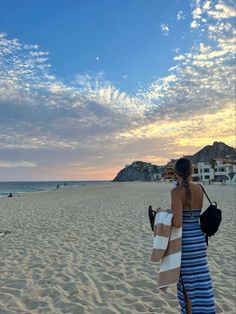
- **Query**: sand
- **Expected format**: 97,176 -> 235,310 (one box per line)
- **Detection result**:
0,182 -> 235,314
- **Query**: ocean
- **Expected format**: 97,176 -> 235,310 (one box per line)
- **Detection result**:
0,181 -> 108,197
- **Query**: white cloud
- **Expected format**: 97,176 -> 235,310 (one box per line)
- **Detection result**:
203,1 -> 211,11
174,54 -> 186,61
30,51 -> 49,57
0,33 -> 152,153
190,20 -> 199,28
160,24 -> 169,35
139,0 -> 235,121
193,6 -> 203,19
208,2 -> 236,19
0,161 -> 37,168
177,11 -> 185,20
0,2 -> 235,149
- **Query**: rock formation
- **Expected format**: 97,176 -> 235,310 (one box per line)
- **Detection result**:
188,141 -> 236,164
113,161 -> 164,182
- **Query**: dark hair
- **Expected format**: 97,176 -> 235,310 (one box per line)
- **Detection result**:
174,158 -> 193,212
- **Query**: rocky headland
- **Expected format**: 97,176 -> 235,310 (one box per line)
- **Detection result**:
113,161 -> 164,182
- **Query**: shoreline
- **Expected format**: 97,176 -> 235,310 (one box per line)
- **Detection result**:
0,179 -> 234,199
0,180 -> 111,198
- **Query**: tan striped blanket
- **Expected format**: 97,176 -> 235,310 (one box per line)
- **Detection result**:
151,208 -> 182,290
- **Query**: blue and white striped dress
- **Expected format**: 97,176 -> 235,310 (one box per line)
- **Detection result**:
177,209 -> 216,314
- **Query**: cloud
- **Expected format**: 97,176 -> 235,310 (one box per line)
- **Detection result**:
139,1 -> 235,122
191,0 -> 236,31
30,51 -> 49,57
208,2 -> 236,19
190,20 -> 200,28
193,6 -> 203,19
0,0 -> 235,179
0,33 -> 151,153
0,161 -> 37,168
177,11 -> 185,20
160,24 -> 169,35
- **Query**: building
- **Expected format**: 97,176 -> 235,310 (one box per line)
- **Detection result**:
191,163 -> 199,181
197,159 -> 236,184
161,157 -> 236,184
197,162 -> 214,182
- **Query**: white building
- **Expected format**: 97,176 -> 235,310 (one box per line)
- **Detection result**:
197,159 -> 236,184
197,162 -> 214,182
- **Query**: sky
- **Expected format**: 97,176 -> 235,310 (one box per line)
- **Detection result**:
0,0 -> 235,181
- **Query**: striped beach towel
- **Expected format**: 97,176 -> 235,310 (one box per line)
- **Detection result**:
151,209 -> 182,290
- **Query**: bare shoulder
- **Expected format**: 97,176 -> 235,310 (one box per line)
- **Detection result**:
190,182 -> 203,192
171,185 -> 185,195
190,182 -> 200,187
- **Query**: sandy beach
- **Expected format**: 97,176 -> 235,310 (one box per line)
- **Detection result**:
0,182 -> 235,314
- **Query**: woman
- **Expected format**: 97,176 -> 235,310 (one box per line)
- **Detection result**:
171,158 -> 215,314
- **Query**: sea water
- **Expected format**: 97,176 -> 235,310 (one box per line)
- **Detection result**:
0,181 -> 108,197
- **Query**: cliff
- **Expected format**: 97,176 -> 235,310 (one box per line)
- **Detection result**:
113,161 -> 164,182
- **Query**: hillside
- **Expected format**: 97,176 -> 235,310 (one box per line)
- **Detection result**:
113,142 -> 236,181
113,161 -> 164,182
188,141 -> 236,164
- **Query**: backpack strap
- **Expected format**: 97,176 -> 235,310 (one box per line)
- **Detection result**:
198,184 -> 212,205
205,235 -> 209,246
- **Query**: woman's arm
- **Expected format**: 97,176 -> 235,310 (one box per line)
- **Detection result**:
171,188 -> 183,228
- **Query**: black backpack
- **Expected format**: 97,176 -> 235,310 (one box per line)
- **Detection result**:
199,184 -> 222,245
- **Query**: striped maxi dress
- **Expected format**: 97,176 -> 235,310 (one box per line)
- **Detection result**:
177,209 -> 216,314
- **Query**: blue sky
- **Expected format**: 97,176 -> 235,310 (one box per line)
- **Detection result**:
0,0 -> 235,180
0,0 -> 193,92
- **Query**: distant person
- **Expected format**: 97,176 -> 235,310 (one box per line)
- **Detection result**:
8,193 -> 13,197
171,158 -> 215,313
56,184 -> 60,189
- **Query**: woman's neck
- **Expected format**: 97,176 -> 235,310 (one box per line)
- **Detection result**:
178,178 -> 191,185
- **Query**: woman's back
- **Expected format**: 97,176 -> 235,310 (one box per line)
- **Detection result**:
176,182 -> 203,211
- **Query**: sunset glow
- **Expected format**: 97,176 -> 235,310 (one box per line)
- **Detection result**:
0,0 -> 235,180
